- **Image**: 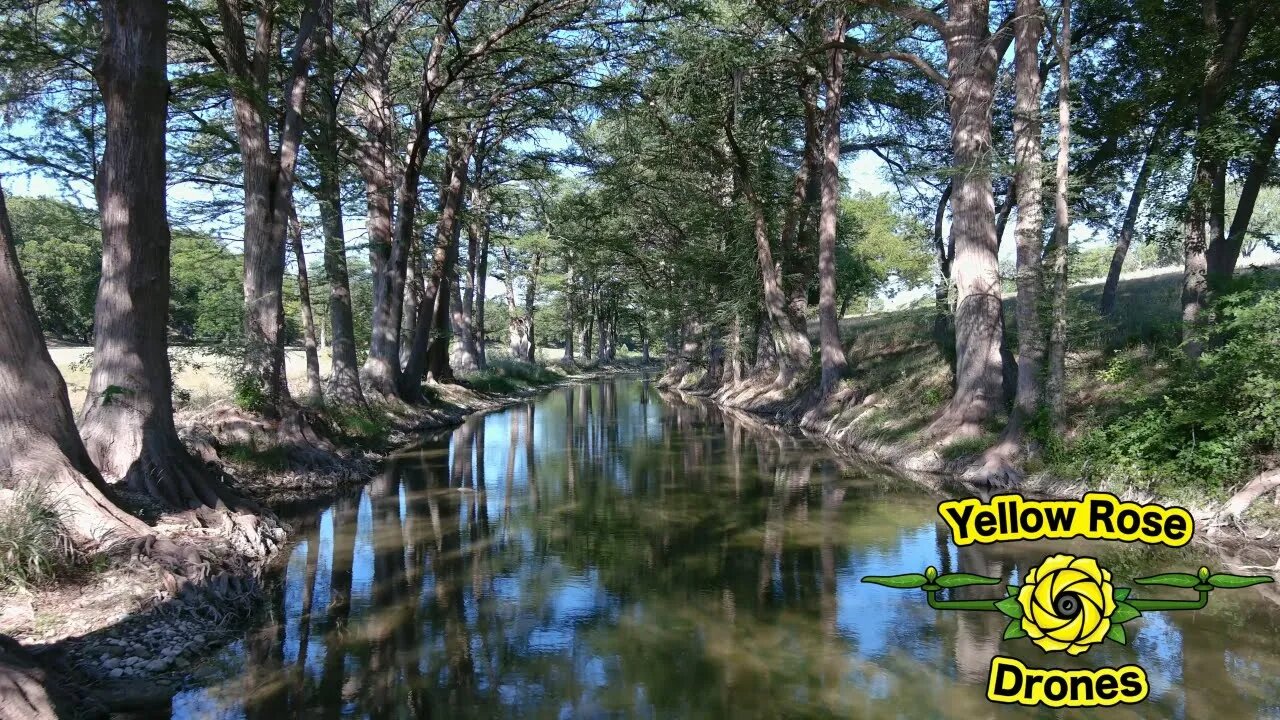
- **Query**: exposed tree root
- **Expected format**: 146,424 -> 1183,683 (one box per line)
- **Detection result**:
0,634 -> 91,720
1213,468 -> 1280,527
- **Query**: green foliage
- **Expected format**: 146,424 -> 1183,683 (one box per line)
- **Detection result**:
0,486 -> 76,590
170,232 -> 244,340
9,197 -> 101,341
1058,281 -> 1280,494
324,403 -> 393,446
837,193 -> 933,314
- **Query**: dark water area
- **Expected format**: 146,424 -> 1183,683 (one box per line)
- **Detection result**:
171,378 -> 1280,718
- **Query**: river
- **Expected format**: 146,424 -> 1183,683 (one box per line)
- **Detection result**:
170,378 -> 1280,718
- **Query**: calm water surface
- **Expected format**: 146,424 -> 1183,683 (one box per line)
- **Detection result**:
173,378 -> 1280,718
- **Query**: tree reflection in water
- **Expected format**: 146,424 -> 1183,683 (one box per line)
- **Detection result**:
174,379 -> 1280,720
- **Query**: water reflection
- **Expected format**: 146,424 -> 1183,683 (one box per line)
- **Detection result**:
175,379 -> 1280,719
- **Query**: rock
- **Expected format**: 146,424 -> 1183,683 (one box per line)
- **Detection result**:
109,668 -> 124,679
174,657 -> 189,670
101,658 -> 120,670
144,658 -> 170,673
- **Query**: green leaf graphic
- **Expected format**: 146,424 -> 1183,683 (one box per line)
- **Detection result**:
1111,601 -> 1141,625
1006,585 -> 1019,597
936,573 -> 1001,588
995,595 -> 1023,619
1208,574 -> 1274,589
1106,623 -> 1127,645
1135,573 -> 1200,588
1114,587 -> 1131,602
1003,619 -> 1027,640
861,574 -> 928,589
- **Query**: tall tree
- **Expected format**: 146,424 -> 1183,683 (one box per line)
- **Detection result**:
214,0 -> 322,413
817,8 -> 849,394
289,205 -> 323,406
79,0 -> 247,512
1180,0 -> 1258,357
984,0 -> 1045,471
1046,0 -> 1072,431
0,178 -> 145,546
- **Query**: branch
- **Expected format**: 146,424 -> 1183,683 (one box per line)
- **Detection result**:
835,42 -> 947,87
853,0 -> 946,33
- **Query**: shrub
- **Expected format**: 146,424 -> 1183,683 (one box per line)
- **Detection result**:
464,359 -> 561,394
0,486 -> 77,590
1056,282 -> 1280,495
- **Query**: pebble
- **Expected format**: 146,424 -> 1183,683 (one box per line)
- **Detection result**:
109,668 -> 124,679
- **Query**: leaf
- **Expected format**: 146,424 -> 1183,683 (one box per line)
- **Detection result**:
936,573 -> 1001,588
1111,601 -> 1141,625
1003,619 -> 1027,640
861,574 -> 927,589
1007,585 -> 1019,597
1134,573 -> 1200,588
1106,623 -> 1127,645
995,595 -> 1023,619
1114,587 -> 1131,601
1208,574 -> 1275,589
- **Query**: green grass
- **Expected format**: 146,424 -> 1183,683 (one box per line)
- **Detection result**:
461,358 -> 563,395
222,443 -> 290,471
0,486 -> 77,590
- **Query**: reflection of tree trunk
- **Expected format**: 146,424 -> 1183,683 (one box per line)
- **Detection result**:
244,578 -> 288,718
317,494 -> 357,719
525,404 -> 539,510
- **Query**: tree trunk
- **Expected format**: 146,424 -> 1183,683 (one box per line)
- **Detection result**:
725,98 -> 814,388
289,205 -> 323,406
216,0 -> 320,415
475,217 -> 490,368
562,261 -> 576,366
986,0 -> 1044,467
1181,3 -> 1258,358
1046,0 -> 1072,433
817,10 -> 849,395
1100,124 -> 1164,316
929,0 -> 1007,441
1208,102 -> 1280,285
453,212 -> 482,375
525,254 -> 541,363
931,181 -> 956,371
312,7 -> 364,406
403,131 -> 475,395
359,13 -> 452,398
82,0 -> 251,514
753,305 -> 778,377
0,178 -> 145,546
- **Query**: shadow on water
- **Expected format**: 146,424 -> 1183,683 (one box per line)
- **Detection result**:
170,378 -> 1280,719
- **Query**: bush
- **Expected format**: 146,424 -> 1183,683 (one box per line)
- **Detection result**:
0,487 -> 77,590
1056,281 -> 1280,495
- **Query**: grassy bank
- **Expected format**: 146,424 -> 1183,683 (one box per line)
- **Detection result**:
697,264 -> 1280,533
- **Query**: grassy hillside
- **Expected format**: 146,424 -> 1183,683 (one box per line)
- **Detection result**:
831,264 -> 1280,510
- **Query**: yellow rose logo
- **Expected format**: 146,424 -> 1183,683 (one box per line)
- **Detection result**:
1016,554 -> 1116,655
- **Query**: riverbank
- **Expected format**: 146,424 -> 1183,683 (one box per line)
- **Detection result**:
0,358 -> 654,717
660,266 -> 1280,564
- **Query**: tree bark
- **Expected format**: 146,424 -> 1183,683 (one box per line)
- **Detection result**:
931,181 -> 956,370
985,0 -> 1045,470
1208,102 -> 1280,285
0,178 -> 145,547
475,217 -> 490,368
312,5 -> 364,406
817,9 -> 849,395
524,252 -> 542,363
402,130 -> 476,395
82,0 -> 251,513
561,259 -> 576,365
288,205 -> 323,406
216,0 -> 320,415
1182,2 -> 1258,358
1100,122 -> 1165,316
1046,0 -> 1072,432
928,0 -> 1010,440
